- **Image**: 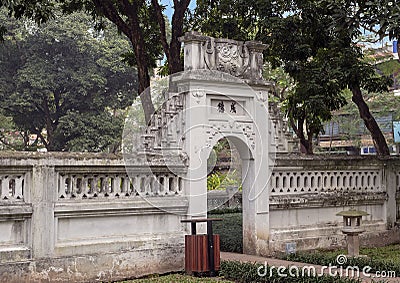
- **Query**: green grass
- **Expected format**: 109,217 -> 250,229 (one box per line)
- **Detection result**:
210,212 -> 243,253
220,261 -> 361,283
120,273 -> 233,282
283,244 -> 400,276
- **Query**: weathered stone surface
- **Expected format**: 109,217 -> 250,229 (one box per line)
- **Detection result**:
0,152 -> 188,282
0,238 -> 184,282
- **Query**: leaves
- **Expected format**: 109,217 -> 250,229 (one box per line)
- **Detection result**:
194,0 -> 394,154
0,9 -> 137,151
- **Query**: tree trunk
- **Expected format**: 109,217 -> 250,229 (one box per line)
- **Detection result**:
168,0 -> 189,74
92,0 -> 155,124
289,115 -> 313,154
351,85 -> 390,156
135,51 -> 154,124
129,11 -> 155,125
299,138 -> 313,154
151,0 -> 189,75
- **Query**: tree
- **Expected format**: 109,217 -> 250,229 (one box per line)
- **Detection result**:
0,0 -> 191,123
192,0 -> 393,155
192,0 -> 347,154
0,10 -> 136,151
314,0 -> 395,156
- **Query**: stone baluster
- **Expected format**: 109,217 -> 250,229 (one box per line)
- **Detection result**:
133,176 -> 140,196
70,176 -> 76,198
14,175 -> 23,200
58,174 -> 65,198
120,176 -> 128,196
113,176 -> 121,197
81,176 -> 89,198
1,176 -> 8,200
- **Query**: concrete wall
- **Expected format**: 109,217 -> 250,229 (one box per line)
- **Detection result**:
0,152 -> 188,282
1,152 -> 400,281
268,154 -> 400,255
207,155 -> 400,255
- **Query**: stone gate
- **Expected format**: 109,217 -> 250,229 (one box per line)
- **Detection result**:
131,31 -> 279,254
0,32 -> 399,282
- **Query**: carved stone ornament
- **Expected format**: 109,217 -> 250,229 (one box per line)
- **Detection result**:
191,90 -> 205,104
256,91 -> 268,103
205,121 -> 256,149
204,38 -> 249,78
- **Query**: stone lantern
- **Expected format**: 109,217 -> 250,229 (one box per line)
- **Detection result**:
336,210 -> 369,257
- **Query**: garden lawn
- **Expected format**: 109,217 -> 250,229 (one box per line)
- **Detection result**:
283,244 -> 400,276
120,273 -> 233,282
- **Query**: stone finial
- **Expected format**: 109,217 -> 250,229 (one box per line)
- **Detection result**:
179,31 -> 268,82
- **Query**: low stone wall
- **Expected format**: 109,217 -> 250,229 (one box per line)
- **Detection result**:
267,154 -> 400,255
1,152 -> 400,281
0,152 -> 188,282
207,155 -> 400,255
207,190 -> 242,210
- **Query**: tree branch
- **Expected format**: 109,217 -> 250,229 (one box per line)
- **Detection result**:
92,0 -> 131,38
289,115 -> 301,138
31,128 -> 48,149
151,0 -> 170,60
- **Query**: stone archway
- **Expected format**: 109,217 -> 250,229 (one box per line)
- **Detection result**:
177,75 -> 273,254
172,32 -> 276,255
128,32 -> 276,255
205,134 -> 257,254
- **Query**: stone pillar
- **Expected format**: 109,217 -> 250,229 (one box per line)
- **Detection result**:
179,31 -> 208,71
347,234 -> 360,257
31,164 -> 56,258
183,88 -> 208,233
245,41 -> 268,81
253,88 -> 271,256
242,157 -> 256,254
385,163 -> 397,229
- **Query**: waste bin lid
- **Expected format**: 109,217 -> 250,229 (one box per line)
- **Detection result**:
181,218 -> 222,223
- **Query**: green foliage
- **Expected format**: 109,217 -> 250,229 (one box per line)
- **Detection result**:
207,171 -> 241,191
193,0 -> 394,154
0,111 -> 27,150
220,261 -> 361,282
189,0 -> 268,41
210,212 -> 243,253
207,172 -> 224,191
0,9 -> 136,151
208,207 -> 242,214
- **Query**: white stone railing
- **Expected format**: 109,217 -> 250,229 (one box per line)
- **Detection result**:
0,173 -> 26,201
0,152 -> 189,280
270,169 -> 382,196
58,171 -> 183,200
142,92 -> 185,152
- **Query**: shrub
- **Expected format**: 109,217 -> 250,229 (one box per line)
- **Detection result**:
283,248 -> 400,278
211,212 -> 243,253
220,261 -> 362,283
208,207 -> 242,214
207,171 -> 242,191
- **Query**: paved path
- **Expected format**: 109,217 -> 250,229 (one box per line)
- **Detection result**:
221,252 -> 400,282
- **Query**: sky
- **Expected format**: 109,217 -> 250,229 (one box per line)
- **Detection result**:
160,0 -> 196,21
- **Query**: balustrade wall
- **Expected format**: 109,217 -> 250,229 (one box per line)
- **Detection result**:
268,155 -> 400,253
1,153 -> 400,281
0,152 -> 188,283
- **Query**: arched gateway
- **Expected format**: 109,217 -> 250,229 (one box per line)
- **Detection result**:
130,31 -> 277,254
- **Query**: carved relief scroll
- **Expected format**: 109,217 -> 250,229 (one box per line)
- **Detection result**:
204,37 -> 250,78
